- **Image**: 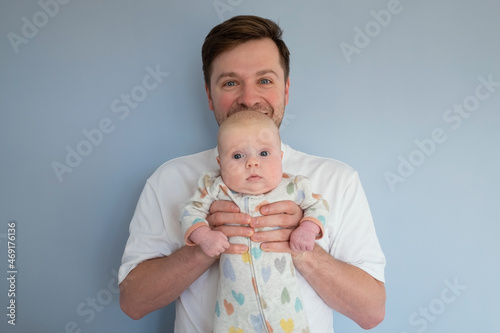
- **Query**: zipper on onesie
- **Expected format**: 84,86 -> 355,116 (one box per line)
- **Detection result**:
245,196 -> 270,333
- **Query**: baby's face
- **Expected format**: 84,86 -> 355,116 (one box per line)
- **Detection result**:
217,123 -> 282,195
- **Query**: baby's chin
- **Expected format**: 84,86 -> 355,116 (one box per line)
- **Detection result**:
224,175 -> 282,196
233,183 -> 278,196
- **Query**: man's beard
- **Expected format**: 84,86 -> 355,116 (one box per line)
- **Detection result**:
218,102 -> 284,128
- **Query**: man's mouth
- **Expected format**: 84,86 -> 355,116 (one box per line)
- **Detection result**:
230,105 -> 273,116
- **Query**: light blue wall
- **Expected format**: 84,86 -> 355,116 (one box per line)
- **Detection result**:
1,1 -> 499,332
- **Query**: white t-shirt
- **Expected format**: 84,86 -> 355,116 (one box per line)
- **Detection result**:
119,143 -> 386,332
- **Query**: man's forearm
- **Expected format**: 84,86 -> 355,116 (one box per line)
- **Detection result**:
119,245 -> 216,320
293,246 -> 386,329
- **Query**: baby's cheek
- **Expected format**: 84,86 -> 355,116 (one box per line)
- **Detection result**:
270,159 -> 283,182
221,163 -> 242,190
223,161 -> 239,180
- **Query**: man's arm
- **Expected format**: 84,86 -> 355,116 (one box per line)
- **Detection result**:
120,202 -> 252,320
119,245 -> 215,320
262,241 -> 385,329
297,247 -> 385,330
251,201 -> 386,329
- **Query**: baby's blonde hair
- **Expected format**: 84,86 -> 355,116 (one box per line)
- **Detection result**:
217,111 -> 281,146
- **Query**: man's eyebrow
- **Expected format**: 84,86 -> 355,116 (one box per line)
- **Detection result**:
256,69 -> 279,77
216,72 -> 237,83
215,70 -> 280,84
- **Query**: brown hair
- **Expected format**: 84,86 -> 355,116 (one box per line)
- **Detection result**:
202,15 -> 290,88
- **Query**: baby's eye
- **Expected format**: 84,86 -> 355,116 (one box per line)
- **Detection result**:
233,153 -> 243,159
260,151 -> 270,157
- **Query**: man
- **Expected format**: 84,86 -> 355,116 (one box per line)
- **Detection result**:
119,15 -> 386,332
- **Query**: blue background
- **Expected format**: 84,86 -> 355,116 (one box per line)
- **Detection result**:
1,0 -> 499,332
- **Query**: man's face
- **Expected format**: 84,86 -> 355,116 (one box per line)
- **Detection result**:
205,38 -> 290,127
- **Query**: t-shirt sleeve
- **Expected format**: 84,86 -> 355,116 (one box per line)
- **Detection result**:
330,172 -> 386,283
118,181 -> 174,284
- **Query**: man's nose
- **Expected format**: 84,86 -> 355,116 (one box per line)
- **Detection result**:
237,83 -> 261,108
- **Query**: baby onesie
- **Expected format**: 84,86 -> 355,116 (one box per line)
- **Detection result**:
181,170 -> 330,333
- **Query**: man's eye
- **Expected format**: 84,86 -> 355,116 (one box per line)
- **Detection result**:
224,81 -> 236,87
260,151 -> 270,156
233,153 -> 243,159
260,78 -> 271,84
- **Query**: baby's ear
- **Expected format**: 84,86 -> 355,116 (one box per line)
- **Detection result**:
216,156 -> 221,166
281,151 -> 284,159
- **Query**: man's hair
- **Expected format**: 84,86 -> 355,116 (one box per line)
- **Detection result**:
202,15 -> 290,88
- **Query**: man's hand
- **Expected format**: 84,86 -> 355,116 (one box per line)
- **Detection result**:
206,200 -> 254,254
250,200 -> 304,249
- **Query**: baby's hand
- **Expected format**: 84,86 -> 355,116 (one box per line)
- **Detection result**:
190,226 -> 230,257
289,221 -> 320,252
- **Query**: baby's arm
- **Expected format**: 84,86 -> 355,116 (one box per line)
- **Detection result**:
289,220 -> 321,252
189,225 -> 230,257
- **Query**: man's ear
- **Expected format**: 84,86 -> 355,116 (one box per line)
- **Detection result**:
284,77 -> 290,106
216,156 -> 221,166
281,151 -> 284,159
205,83 -> 214,111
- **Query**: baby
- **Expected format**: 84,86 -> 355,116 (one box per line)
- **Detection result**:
180,110 -> 329,332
